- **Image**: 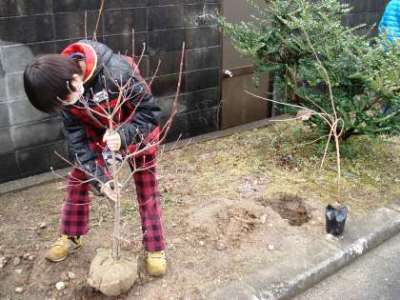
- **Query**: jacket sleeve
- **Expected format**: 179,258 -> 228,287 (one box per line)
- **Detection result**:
62,110 -> 108,184
117,76 -> 162,148
379,1 -> 400,41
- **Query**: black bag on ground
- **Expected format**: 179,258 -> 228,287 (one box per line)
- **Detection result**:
325,204 -> 348,236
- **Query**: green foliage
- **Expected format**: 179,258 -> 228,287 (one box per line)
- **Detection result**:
221,0 -> 400,140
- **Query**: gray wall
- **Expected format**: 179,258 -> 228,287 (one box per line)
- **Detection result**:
0,0 -> 222,183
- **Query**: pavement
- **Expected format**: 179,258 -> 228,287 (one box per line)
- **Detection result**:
295,233 -> 400,300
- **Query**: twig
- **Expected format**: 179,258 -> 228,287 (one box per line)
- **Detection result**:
93,0 -> 105,41
300,23 -> 343,204
84,10 -> 88,40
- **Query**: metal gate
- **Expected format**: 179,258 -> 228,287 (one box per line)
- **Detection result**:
221,0 -> 270,129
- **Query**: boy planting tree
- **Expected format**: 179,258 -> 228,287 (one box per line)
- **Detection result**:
23,39 -> 166,277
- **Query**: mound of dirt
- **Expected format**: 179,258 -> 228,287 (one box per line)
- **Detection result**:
184,199 -> 266,249
216,207 -> 261,248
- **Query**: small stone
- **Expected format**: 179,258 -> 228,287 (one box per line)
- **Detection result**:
39,222 -> 47,229
325,234 -> 339,241
13,257 -> 21,266
56,281 -> 66,291
15,287 -> 24,293
161,280 -> 168,288
172,238 -> 182,244
215,241 -> 226,251
15,268 -> 23,274
268,244 -> 275,251
199,240 -> 205,247
28,255 -> 35,261
67,272 -> 76,280
259,214 -> 267,224
0,256 -> 7,268
23,253 -> 31,260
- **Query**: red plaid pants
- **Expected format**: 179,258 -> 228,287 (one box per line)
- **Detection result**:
59,152 -> 165,252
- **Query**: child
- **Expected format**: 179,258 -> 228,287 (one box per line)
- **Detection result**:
23,40 -> 166,276
379,0 -> 400,42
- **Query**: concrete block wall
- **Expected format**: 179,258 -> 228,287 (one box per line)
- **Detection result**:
0,0 -> 222,183
342,0 -> 390,34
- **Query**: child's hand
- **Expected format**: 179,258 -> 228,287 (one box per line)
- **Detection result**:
103,130 -> 122,151
101,181 -> 118,202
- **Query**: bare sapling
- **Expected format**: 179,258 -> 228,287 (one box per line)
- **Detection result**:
52,29 -> 186,294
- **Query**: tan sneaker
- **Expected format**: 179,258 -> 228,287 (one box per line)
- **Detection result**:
145,251 -> 166,277
45,235 -> 82,262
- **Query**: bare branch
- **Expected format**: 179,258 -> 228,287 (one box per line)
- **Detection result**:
84,10 -> 88,39
93,0 -> 105,41
244,90 -> 333,127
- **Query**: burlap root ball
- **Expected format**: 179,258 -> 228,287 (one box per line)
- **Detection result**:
87,248 -> 138,296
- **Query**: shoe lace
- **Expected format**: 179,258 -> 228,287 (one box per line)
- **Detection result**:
53,236 -> 69,248
53,236 -> 80,247
148,251 -> 165,259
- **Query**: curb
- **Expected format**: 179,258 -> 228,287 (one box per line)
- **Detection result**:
209,207 -> 400,300
0,118 -> 275,196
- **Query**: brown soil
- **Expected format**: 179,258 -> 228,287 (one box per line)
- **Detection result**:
261,194 -> 311,226
1,123 -> 399,299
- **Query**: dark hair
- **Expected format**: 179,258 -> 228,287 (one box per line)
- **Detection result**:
23,54 -> 83,113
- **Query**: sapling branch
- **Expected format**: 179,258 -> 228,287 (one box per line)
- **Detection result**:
300,25 -> 344,204
53,42 -> 186,258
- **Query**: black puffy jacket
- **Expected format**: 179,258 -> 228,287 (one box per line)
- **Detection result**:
61,40 -> 161,182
